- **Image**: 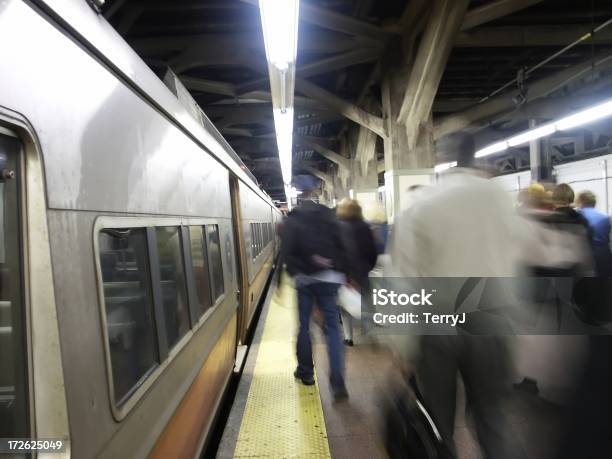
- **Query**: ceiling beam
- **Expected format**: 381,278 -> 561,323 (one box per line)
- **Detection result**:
397,0 -> 470,147
295,78 -> 386,138
134,33 -> 262,55
298,47 -> 381,79
461,0 -> 545,31
455,25 -> 612,47
219,127 -> 254,137
433,98 -> 480,112
130,31 -> 371,55
295,136 -> 351,170
301,165 -> 334,186
434,51 -> 612,139
234,47 -> 382,96
167,38 -> 267,74
294,112 -> 345,129
238,91 -> 323,110
180,76 -> 236,97
138,1 -> 239,12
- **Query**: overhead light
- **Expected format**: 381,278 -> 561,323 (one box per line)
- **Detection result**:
285,184 -> 294,211
556,99 -> 612,131
258,0 -> 299,71
273,108 -> 293,184
507,123 -> 556,147
258,0 -> 300,198
434,161 -> 457,173
475,141 -> 508,158
476,98 -> 612,158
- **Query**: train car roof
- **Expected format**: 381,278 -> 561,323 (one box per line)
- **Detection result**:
34,0 -> 276,208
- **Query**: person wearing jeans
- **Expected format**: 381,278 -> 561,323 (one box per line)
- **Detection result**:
280,174 -> 350,401
296,282 -> 345,392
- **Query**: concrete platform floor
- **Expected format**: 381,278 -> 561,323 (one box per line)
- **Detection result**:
312,320 -> 566,459
219,275 -> 567,458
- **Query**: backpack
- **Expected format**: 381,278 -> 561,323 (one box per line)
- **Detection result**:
381,378 -> 449,459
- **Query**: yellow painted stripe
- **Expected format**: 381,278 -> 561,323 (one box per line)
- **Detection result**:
234,275 -> 331,458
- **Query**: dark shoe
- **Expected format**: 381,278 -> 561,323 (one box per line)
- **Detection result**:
343,339 -> 354,347
332,384 -> 349,402
294,369 -> 315,386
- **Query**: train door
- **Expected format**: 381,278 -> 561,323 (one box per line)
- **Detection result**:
0,132 -> 29,441
229,175 -> 249,351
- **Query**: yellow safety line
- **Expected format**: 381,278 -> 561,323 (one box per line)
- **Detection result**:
234,276 -> 331,458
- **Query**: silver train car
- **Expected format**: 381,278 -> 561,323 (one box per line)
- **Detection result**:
0,1 -> 281,457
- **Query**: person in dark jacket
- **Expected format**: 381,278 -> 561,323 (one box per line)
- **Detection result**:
336,198 -> 377,345
281,175 -> 350,400
534,183 -> 594,277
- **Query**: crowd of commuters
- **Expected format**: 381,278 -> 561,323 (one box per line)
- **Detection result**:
278,132 -> 612,457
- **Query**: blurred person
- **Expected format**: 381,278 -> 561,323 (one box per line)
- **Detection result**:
336,198 -> 377,346
556,336 -> 612,459
537,183 -> 593,277
387,132 -> 525,459
280,174 -> 350,400
363,202 -> 389,256
511,182 -> 600,410
517,183 -> 592,278
576,190 -> 612,276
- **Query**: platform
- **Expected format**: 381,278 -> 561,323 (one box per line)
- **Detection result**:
218,273 -> 566,459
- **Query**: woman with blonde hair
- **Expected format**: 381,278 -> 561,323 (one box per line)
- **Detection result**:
336,198 -> 377,345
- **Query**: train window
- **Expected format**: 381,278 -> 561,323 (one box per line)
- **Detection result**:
0,136 -> 29,438
254,224 -> 259,255
257,224 -> 262,252
99,228 -> 159,405
206,225 -> 225,301
188,226 -> 212,317
154,227 -> 189,349
262,223 -> 267,247
264,223 -> 268,246
250,223 -> 256,259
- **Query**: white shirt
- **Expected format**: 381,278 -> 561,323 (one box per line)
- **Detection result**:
387,168 -> 522,278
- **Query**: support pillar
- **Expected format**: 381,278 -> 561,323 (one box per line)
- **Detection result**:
529,119 -> 542,182
381,50 -> 435,223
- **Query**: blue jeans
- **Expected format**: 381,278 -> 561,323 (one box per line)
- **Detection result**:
296,282 -> 345,389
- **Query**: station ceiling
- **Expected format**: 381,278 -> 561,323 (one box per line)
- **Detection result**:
102,0 -> 612,199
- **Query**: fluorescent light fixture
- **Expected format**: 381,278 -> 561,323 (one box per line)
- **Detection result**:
556,99 -> 612,131
285,184 -> 293,211
259,0 -> 299,71
475,141 -> 508,158
434,161 -> 457,173
258,0 -> 300,193
507,123 -> 556,147
273,108 -> 293,184
476,98 -> 612,158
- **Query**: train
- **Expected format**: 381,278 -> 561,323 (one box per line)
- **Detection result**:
0,1 -> 281,457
